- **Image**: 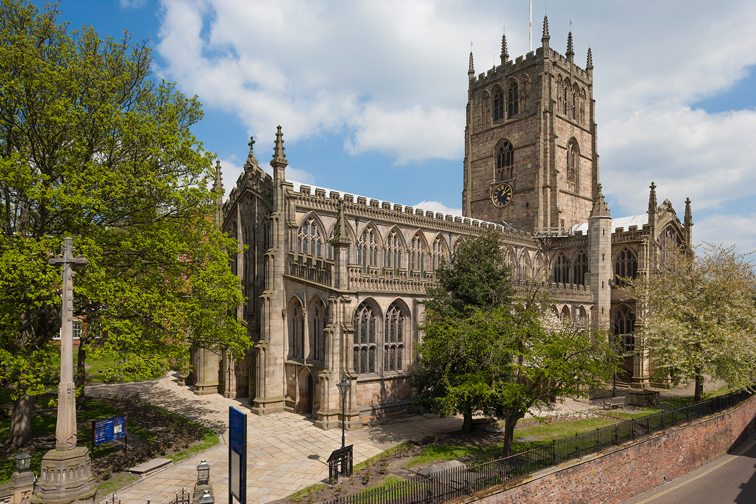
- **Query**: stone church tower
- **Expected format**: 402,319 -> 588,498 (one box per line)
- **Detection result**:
463,16 -> 598,234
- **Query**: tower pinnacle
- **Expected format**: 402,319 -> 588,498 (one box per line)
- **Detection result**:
468,51 -> 475,79
271,125 -> 288,166
500,31 -> 509,65
590,183 -> 611,218
566,31 -> 574,62
648,182 -> 657,216
213,160 -> 223,193
586,47 -> 593,70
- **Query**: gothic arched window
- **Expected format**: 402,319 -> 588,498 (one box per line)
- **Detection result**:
567,140 -> 578,188
497,141 -> 514,181
357,227 -> 379,272
353,302 -> 378,375
431,236 -> 448,271
572,87 -> 577,120
410,234 -> 425,273
507,81 -> 519,118
493,88 -> 504,121
660,225 -> 682,265
533,253 -> 544,282
289,299 -> 305,360
384,229 -> 403,275
563,81 -> 569,114
573,251 -> 588,286
482,92 -> 491,125
310,299 -> 326,362
385,302 -> 406,372
614,248 -> 638,287
613,306 -> 635,352
554,253 -> 569,284
298,218 -> 323,257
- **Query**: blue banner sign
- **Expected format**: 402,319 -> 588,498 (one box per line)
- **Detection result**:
93,414 -> 127,446
229,406 -> 247,504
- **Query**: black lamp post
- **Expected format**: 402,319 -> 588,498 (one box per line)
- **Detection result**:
15,449 -> 31,473
337,372 -> 351,448
196,459 -> 210,486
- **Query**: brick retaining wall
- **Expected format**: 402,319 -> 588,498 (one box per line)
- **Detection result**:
473,395 -> 756,504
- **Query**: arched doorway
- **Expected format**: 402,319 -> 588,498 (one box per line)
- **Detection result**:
296,368 -> 316,416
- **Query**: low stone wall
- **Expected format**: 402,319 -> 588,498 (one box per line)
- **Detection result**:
473,394 -> 756,504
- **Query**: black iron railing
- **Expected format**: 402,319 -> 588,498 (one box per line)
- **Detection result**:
320,389 -> 752,504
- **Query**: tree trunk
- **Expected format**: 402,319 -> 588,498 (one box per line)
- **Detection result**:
76,342 -> 87,410
5,394 -> 36,448
461,404 -> 473,432
501,411 -> 525,457
694,372 -> 704,402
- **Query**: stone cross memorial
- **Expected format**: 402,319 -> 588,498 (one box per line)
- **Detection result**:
32,237 -> 97,504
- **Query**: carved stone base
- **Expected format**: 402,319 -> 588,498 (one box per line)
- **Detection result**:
193,381 -> 220,396
31,447 -> 97,504
12,471 -> 35,504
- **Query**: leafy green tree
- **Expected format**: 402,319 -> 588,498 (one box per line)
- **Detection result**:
0,0 -> 248,448
414,230 -> 618,454
627,243 -> 756,402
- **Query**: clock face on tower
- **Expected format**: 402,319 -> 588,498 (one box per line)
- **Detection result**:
491,182 -> 513,208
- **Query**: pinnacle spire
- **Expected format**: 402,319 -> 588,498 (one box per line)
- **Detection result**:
684,197 -> 693,226
213,160 -> 223,193
648,182 -> 657,215
331,200 -> 351,246
468,51 -> 475,78
590,183 -> 611,218
566,31 -> 574,61
586,47 -> 593,70
542,15 -> 550,41
500,31 -> 509,65
245,135 -> 258,170
271,125 -> 288,166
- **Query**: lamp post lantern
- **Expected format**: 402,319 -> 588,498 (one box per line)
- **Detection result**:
15,449 -> 31,473
337,373 -> 351,448
196,460 -> 210,486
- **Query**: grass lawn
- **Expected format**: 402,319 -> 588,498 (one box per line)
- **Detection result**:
45,351 -> 162,384
661,384 -> 732,409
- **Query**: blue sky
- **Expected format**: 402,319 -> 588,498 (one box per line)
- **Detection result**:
34,0 -> 756,255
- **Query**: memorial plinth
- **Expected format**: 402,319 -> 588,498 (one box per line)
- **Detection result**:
32,237 -> 97,504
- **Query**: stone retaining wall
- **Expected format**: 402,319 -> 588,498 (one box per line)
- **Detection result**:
473,395 -> 756,504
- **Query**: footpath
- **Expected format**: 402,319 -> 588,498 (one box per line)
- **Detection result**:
85,375 -> 725,504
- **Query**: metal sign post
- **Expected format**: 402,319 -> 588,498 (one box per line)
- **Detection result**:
229,407 -> 247,504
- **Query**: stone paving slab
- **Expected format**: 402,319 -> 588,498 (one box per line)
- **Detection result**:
86,374 -> 462,504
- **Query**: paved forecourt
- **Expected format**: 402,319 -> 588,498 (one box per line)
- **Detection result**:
86,373 -> 462,504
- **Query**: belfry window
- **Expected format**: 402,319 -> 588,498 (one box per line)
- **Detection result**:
357,227 -> 379,272
507,81 -> 519,119
353,303 -> 377,375
496,141 -> 514,181
614,248 -> 638,286
384,303 -> 405,372
297,218 -> 323,257
573,251 -> 588,286
613,306 -> 635,352
493,88 -> 504,121
567,140 -> 578,188
554,253 -> 569,284
563,83 -> 568,114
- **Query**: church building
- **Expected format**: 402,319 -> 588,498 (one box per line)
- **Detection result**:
187,16 -> 693,431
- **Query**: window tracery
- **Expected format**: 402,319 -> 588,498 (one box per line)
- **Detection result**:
384,229 -> 403,274
289,300 -> 305,360
431,236 -> 448,271
507,81 -> 519,118
409,234 -> 425,273
567,140 -> 578,189
554,252 -> 569,284
297,217 -> 323,257
353,302 -> 378,375
385,303 -> 405,372
493,87 -> 504,121
357,227 -> 379,272
660,226 -> 682,265
496,141 -> 514,181
614,248 -> 638,286
573,251 -> 588,286
613,306 -> 635,352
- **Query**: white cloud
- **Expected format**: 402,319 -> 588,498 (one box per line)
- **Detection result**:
695,213 -> 756,258
414,201 -> 462,217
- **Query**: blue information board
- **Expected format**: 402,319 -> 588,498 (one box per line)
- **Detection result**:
93,414 -> 127,446
229,407 -> 246,504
